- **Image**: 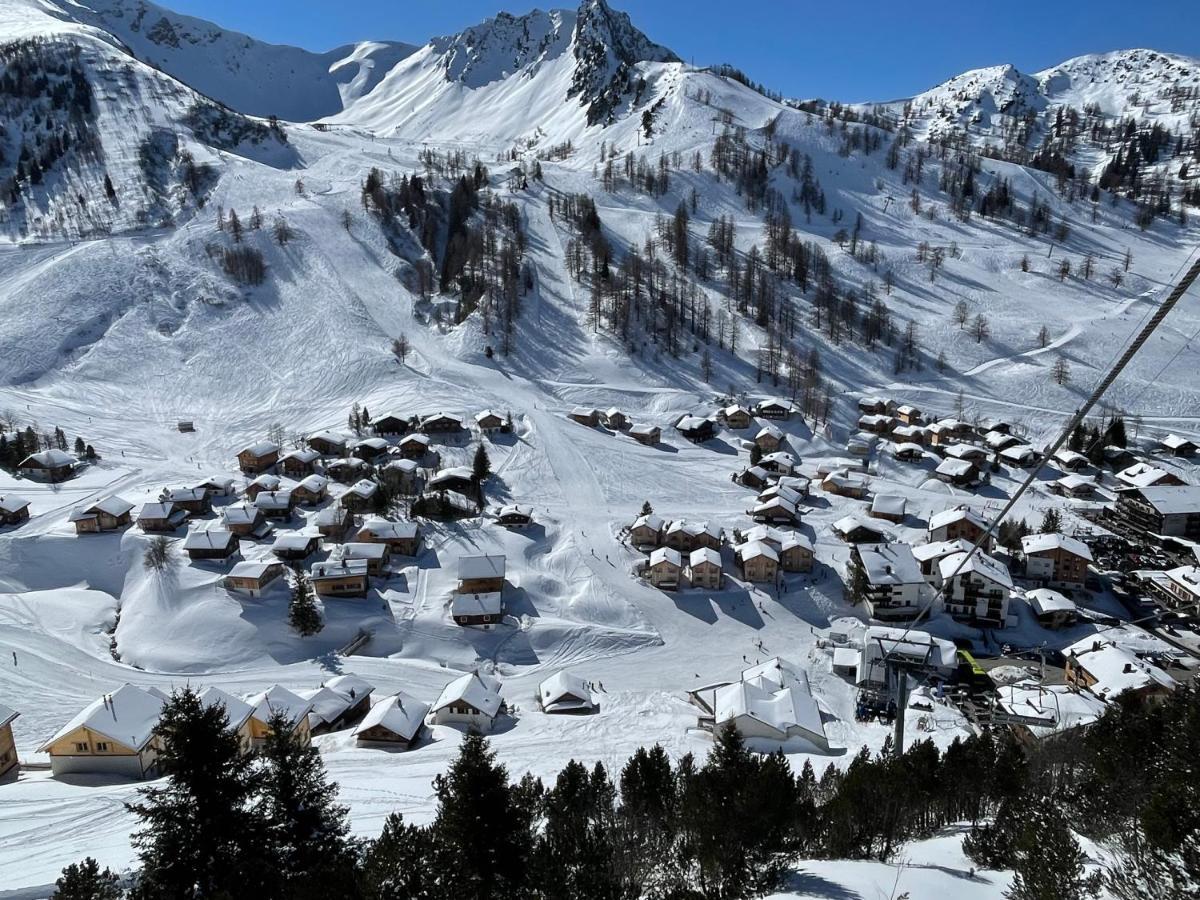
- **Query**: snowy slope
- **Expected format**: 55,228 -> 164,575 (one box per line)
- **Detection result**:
18,0 -> 418,121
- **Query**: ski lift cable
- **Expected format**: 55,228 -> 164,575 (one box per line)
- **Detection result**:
883,248 -> 1200,663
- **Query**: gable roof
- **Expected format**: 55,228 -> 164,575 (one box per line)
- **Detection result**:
22,449 -> 74,468
538,671 -> 596,712
928,506 -> 988,532
458,554 -> 506,580
246,685 -> 313,729
70,496 -> 134,521
0,494 -> 31,515
40,684 -> 165,752
1021,532 -> 1093,560
354,692 -> 429,741
433,671 -> 502,717
183,528 -> 236,551
198,687 -> 255,731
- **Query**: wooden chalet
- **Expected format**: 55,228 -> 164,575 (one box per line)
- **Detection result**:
253,490 -> 295,521
475,410 -> 505,434
137,501 -> 187,533
245,687 -> 313,749
339,480 -> 379,512
676,416 -> 716,443
894,404 -> 922,426
292,474 -> 329,506
687,548 -> 723,589
163,487 -> 211,517
69,497 -> 134,534
1161,434 -> 1197,457
311,559 -> 371,597
372,414 -> 410,437
18,449 -> 75,483
315,505 -> 354,540
629,514 -> 665,550
857,396 -> 889,415
237,441 -> 279,475
357,518 -> 422,556
737,541 -> 779,583
646,547 -> 682,589
272,532 -> 321,562
934,458 -> 980,487
718,405 -> 752,430
39,684 -> 165,779
353,692 -> 429,748
183,528 -> 239,562
223,504 -> 271,539
457,555 -> 506,595
496,504 -> 534,528
194,476 -> 235,499
754,424 -> 785,452
603,408 -> 628,430
629,423 -> 661,446
569,407 -> 601,427
927,506 -> 990,545
870,494 -> 907,524
754,399 -> 792,420
224,560 -> 286,597
308,431 -> 348,457
341,541 -> 390,577
280,447 -> 321,477
398,433 -> 432,460
244,474 -> 282,501
0,494 -> 31,527
419,412 -> 464,435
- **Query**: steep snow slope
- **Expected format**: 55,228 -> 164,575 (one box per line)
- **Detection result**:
19,0 -> 418,121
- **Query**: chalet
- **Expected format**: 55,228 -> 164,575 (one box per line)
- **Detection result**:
630,514 -> 665,550
755,423 -> 785,452
18,449 -> 75,482
944,443 -> 987,463
759,451 -> 797,475
1053,448 -> 1090,472
892,424 -> 927,445
858,414 -> 895,435
237,441 -> 279,475
458,554 -> 506,595
303,674 -> 374,733
1161,434 -> 1197,457
925,422 -> 955,447
869,494 -> 907,524
198,688 -> 255,752
938,550 -> 1013,627
736,540 -> 779,583
1115,463 -> 1183,491
244,474 -> 282,501
935,458 -> 980,487
857,396 -> 889,415
758,483 -> 803,509
1064,638 -> 1176,704
750,495 -> 798,524
451,589 -> 504,628
280,447 -> 321,477
739,465 -> 771,490
194,476 -> 236,499
927,506 -> 990,545
1103,445 -> 1138,470
352,437 -> 390,462
780,535 -> 814,573
892,442 -> 925,462
821,469 -> 869,499
428,466 -> 476,496
754,399 -> 792,420
308,431 -> 348,457
156,487 -> 207,519
1022,533 -> 1093,591
831,515 -> 890,545
777,474 -> 811,496
272,532 -> 321,562
137,502 -> 187,533
338,542 -> 387,577
398,433 -> 432,460
254,490 -> 295,521
569,407 -> 600,427
1115,485 -> 1200,542
1147,564 -> 1200,611
429,671 -> 504,732
223,504 -> 271,539
846,434 -> 875,457
688,547 -> 723,589
292,474 -> 329,506
719,405 -> 752,430
936,418 -> 973,438
629,423 -> 661,446
984,431 -> 1021,453
381,458 -> 421,493
340,480 -> 379,512
689,658 -> 827,751
0,704 -> 18,778
224,560 -> 286,597
326,457 -> 368,484
1054,474 -> 1097,499
245,686 -> 313,749
372,414 -> 409,437
475,410 -> 505,434
857,627 -> 958,693
603,408 -> 628,430
357,518 -> 422,556
39,684 -> 165,779
538,672 -> 597,714
849,543 -> 926,620
496,504 -> 534,528
0,494 -> 31,527
315,505 -> 354,540
894,404 -> 922,426
999,445 -> 1038,468
1026,589 -> 1077,629
183,527 -> 239,562
354,692 -> 429,748
665,520 -> 723,553
647,547 -> 683,589
69,497 -> 134,534
311,558 -> 371,597
676,416 -> 716,443
420,412 -> 463,435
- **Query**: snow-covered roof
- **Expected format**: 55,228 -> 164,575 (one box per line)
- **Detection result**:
928,506 -> 988,532
282,447 -> 321,463
313,505 -> 350,526
863,626 -> 958,669
677,415 -> 710,431
301,686 -> 359,728
1116,462 -> 1173,489
164,487 -> 207,503
432,671 -> 502,717
743,524 -> 785,547
756,423 -> 784,440
1026,588 -> 1076,615
342,541 -> 388,561
354,692 -> 429,741
475,409 -> 503,423
198,687 -> 254,730
632,512 -> 664,532
40,684 -> 165,752
737,540 -> 778,563
345,479 -> 379,498
871,495 -> 906,517
713,657 -> 825,745
689,547 -> 722,568
538,671 -> 596,712
311,558 -> 369,578
458,554 -> 506,580
383,458 -> 419,473
497,504 -> 532,520
1021,532 -> 1093,560
325,673 -> 374,702
891,442 -> 924,457
70,496 -> 134,521
912,538 -> 974,563
629,423 -> 659,436
1164,565 -> 1200,600
0,494 -> 31,514
246,685 -> 313,729
938,550 -> 1013,590
399,433 -> 431,446
856,543 -> 924,586
298,474 -> 329,492
752,497 -> 797,516
430,466 -> 473,484
944,443 -> 985,460
935,458 -> 976,477
354,437 -> 389,451
328,456 -> 367,469
571,406 -> 599,418
0,704 -> 17,729
823,470 -> 867,489
762,451 -> 796,467
1136,485 -> 1200,515
241,440 -> 279,458
253,490 -> 293,510
1064,638 -> 1177,699
781,534 -> 814,553
832,515 -> 888,540
984,431 -> 1019,449
138,502 -> 177,521
249,474 -> 281,490
1056,473 -> 1096,492
1053,448 -> 1089,466
182,527 -> 235,550
994,680 -> 1105,738
223,505 -> 262,526
228,560 -> 281,580
1162,434 -> 1196,450
309,430 -> 347,446
999,444 -> 1037,462
452,592 -> 503,617
649,547 -> 682,568
359,518 -> 419,539
272,532 -> 319,552
22,449 -> 75,468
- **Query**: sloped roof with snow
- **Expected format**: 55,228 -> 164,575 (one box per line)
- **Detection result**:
354,692 -> 429,741
1026,588 -> 1076,615
432,671 -> 502,717
0,703 -> 17,729
713,657 -> 825,745
23,449 -> 74,468
857,543 -> 923,586
912,538 -> 974,563
1021,532 -> 1093,560
1064,638 -> 1177,699
1136,485 -> 1200,515
182,527 -> 236,550
689,547 -> 722,568
538,671 -> 596,712
737,540 -> 778,563
198,687 -> 254,730
1116,463 -> 1172,488
939,550 -> 1013,590
458,554 -> 506,580
871,495 -> 906,517
649,547 -> 682,568
247,685 -> 313,729
40,684 -> 165,752
0,494 -> 31,515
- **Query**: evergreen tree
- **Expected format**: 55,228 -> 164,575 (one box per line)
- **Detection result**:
1039,508 -> 1062,534
288,572 -> 322,637
431,734 -> 536,900
258,711 -> 357,899
53,858 -> 123,900
126,689 -> 274,900
1005,799 -> 1100,900
359,814 -> 438,900
640,500 -> 653,516
531,760 -> 624,899
472,444 -> 491,485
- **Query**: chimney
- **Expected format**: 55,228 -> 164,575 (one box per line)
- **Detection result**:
1123,663 -> 1134,674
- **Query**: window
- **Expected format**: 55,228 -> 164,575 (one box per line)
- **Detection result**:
95,742 -> 110,753
74,741 -> 89,753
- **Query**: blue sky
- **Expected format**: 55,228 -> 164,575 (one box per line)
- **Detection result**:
166,0 -> 1200,102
